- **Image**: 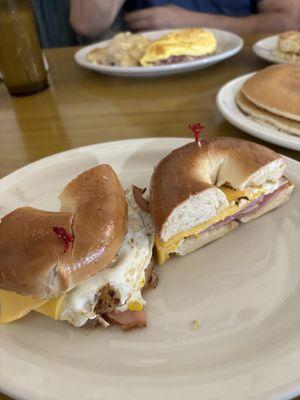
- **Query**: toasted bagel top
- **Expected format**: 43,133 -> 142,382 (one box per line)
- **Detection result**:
150,137 -> 284,240
0,165 -> 127,298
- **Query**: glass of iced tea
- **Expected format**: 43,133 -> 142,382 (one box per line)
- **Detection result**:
0,0 -> 49,96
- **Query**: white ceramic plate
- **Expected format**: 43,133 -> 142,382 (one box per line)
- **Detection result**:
74,29 -> 243,77
216,73 -> 300,151
253,35 -> 299,64
0,138 -> 299,400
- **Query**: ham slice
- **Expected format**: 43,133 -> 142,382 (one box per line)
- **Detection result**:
106,310 -> 147,330
202,181 -> 289,235
154,54 -> 210,65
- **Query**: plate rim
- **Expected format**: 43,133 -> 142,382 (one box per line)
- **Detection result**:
0,137 -> 299,400
1,137 -> 299,187
74,28 -> 243,76
216,72 -> 300,151
0,137 -> 189,186
252,34 -> 292,64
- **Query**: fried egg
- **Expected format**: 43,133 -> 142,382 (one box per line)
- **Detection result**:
58,187 -> 154,327
0,187 -> 154,327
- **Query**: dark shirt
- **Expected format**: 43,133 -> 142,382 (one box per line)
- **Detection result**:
32,0 -> 79,48
32,0 -> 123,48
126,0 -> 259,16
32,0 -> 259,48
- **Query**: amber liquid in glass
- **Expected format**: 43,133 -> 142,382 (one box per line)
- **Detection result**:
0,1 -> 49,96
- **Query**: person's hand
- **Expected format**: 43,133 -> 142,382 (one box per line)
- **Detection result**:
124,5 -> 200,31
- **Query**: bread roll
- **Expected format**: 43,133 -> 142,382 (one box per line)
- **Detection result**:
277,31 -> 300,58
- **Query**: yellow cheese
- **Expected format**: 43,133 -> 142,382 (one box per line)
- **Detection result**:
0,289 -> 64,324
155,186 -> 266,265
220,186 -> 255,202
0,289 -> 48,323
35,296 -> 65,320
140,278 -> 145,288
127,301 -> 143,312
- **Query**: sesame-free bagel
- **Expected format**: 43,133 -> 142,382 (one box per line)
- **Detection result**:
150,137 -> 284,242
0,165 -> 127,298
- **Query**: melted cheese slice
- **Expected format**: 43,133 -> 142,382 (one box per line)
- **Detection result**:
0,289 -> 63,324
36,296 -> 65,320
155,186 -> 266,265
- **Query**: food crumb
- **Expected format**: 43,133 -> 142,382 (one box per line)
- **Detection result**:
192,319 -> 201,330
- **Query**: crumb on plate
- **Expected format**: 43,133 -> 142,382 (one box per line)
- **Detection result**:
192,319 -> 201,330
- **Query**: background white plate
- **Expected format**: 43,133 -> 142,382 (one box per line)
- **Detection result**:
216,73 -> 300,151
0,138 -> 299,400
74,29 -> 243,77
253,35 -> 299,64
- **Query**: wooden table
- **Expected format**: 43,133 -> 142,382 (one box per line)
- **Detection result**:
0,34 -> 299,400
0,34 -> 299,182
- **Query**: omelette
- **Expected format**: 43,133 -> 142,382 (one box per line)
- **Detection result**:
140,28 -> 217,66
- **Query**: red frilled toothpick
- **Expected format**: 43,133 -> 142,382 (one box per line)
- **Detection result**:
53,226 -> 74,253
188,123 -> 206,146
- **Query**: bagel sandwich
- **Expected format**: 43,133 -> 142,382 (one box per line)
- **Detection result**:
236,64 -> 300,136
150,137 -> 294,264
0,165 -> 156,330
140,28 -> 217,66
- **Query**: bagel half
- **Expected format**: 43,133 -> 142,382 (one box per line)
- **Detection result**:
150,137 -> 294,264
0,165 -> 127,298
276,31 -> 300,63
0,169 -> 157,330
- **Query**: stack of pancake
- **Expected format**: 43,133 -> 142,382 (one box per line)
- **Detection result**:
236,64 -> 300,137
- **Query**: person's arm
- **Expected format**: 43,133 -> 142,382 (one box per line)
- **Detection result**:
70,0 -> 125,37
124,0 -> 300,34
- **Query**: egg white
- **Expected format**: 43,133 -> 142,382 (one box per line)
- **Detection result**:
60,187 -> 154,327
